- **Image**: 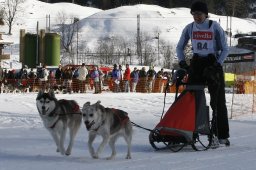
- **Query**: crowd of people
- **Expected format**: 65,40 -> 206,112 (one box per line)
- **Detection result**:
0,63 -> 170,94
110,64 -> 170,93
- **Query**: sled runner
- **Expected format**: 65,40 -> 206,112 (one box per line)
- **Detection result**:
149,69 -> 214,152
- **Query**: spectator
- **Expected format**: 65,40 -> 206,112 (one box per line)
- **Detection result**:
55,64 -> 63,85
130,67 -> 139,92
0,66 -> 4,82
147,66 -> 156,93
118,64 -> 123,91
112,64 -> 121,92
77,63 -> 88,93
138,67 -> 146,78
137,67 -> 147,93
91,66 -> 101,94
48,70 -> 56,89
39,65 -> 49,90
72,67 -> 79,93
27,68 -> 36,92
123,64 -> 131,92
28,68 -> 36,79
18,65 -> 28,79
7,70 -> 15,79
3,69 -> 8,80
98,68 -> 104,92
157,68 -> 164,78
62,66 -> 73,93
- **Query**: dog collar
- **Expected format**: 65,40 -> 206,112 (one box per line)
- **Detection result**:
92,120 -> 105,132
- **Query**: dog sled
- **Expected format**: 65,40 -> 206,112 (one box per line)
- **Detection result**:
148,69 -> 214,152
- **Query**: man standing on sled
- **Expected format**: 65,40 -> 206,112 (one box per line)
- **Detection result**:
176,1 -> 230,146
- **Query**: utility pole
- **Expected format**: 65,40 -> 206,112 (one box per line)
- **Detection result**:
226,15 -> 229,32
46,15 -> 47,32
46,14 -> 51,32
137,14 -> 142,65
49,14 -> 50,32
153,33 -> 160,65
230,16 -> 232,46
76,25 -> 78,64
127,48 -> 131,65
157,32 -> 159,65
74,17 -> 79,65
36,21 -> 39,65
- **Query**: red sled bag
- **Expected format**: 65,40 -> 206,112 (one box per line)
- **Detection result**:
149,85 -> 212,152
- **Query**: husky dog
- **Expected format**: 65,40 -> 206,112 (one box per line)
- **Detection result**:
82,101 -> 132,160
36,89 -> 82,156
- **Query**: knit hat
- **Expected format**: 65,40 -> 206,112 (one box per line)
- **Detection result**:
190,1 -> 208,15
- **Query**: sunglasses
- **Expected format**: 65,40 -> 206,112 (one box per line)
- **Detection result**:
191,11 -> 205,16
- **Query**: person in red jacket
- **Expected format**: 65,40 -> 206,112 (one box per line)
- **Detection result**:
123,64 -> 131,92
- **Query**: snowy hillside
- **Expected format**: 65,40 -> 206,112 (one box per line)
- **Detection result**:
0,0 -> 102,44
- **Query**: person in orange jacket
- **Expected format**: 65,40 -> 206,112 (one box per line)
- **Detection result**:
123,64 -> 131,92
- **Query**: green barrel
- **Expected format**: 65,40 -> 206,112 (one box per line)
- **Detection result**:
45,33 -> 60,66
24,33 -> 37,68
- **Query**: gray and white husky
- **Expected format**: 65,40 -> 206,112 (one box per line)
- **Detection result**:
82,101 -> 132,160
36,89 -> 82,156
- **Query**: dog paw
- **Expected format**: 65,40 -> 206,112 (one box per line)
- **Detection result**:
92,155 -> 99,159
59,149 -> 65,155
126,155 -> 131,159
65,148 -> 71,156
106,156 -> 115,160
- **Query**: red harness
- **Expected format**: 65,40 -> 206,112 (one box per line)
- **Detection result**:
111,108 -> 129,126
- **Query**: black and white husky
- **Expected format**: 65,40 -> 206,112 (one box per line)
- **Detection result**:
82,101 -> 132,160
36,90 -> 82,156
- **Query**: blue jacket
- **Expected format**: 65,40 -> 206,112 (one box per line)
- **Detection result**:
176,19 -> 229,65
91,70 -> 100,82
130,71 -> 139,83
112,69 -> 121,80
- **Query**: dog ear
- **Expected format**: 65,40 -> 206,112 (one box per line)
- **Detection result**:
83,102 -> 90,109
96,100 -> 102,109
37,89 -> 44,99
49,89 -> 55,98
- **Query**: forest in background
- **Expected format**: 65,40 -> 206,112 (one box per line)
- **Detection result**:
39,0 -> 256,18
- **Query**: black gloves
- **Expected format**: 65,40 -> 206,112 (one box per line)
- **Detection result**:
179,60 -> 189,71
173,68 -> 187,84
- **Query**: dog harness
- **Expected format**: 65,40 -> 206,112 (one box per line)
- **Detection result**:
110,108 -> 129,126
109,108 -> 129,135
48,100 -> 80,129
48,116 -> 59,129
91,108 -> 129,133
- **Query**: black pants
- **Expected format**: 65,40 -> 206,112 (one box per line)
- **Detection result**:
188,55 -> 230,139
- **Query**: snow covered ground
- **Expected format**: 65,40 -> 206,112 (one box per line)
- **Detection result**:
1,91 -> 256,170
